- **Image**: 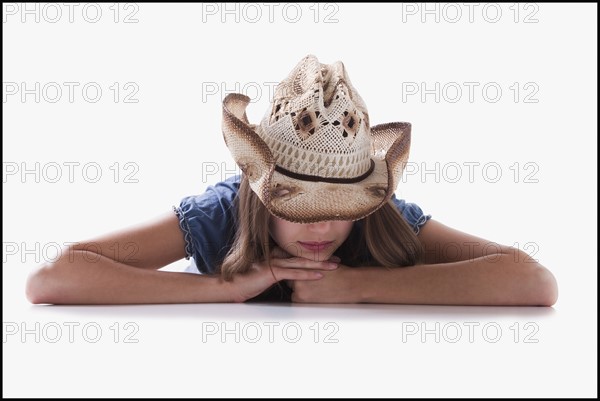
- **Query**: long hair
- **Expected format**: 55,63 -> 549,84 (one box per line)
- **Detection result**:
220,174 -> 424,281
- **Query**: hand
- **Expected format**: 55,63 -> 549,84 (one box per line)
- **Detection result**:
289,265 -> 364,303
224,246 -> 339,303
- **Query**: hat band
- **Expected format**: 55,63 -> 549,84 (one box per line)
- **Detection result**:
274,159 -> 375,184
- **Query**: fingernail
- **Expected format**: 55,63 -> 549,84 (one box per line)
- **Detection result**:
328,262 -> 338,269
330,256 -> 341,262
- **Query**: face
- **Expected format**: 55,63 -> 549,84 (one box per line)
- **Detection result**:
268,215 -> 354,261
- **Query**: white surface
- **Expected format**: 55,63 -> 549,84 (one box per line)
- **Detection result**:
3,3 -> 597,397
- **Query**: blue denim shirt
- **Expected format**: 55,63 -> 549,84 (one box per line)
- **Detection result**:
174,175 -> 431,274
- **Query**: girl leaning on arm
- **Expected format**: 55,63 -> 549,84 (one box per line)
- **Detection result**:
26,55 -> 558,306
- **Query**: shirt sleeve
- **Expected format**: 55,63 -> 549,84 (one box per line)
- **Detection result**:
390,194 -> 432,235
173,175 -> 240,274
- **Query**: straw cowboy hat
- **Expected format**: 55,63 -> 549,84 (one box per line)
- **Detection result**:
221,54 -> 412,223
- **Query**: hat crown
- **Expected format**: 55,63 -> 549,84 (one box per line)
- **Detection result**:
221,54 -> 412,223
257,55 -> 373,180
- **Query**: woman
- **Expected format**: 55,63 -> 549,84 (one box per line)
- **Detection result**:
25,55 -> 558,305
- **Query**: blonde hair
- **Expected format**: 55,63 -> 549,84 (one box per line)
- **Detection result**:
220,174 -> 424,281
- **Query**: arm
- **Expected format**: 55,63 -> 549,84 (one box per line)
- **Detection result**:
25,212 -> 326,305
25,212 -> 232,304
291,219 -> 559,306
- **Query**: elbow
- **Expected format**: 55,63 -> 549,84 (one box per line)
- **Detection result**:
25,262 -> 63,305
513,254 -> 558,306
531,265 -> 558,306
501,250 -> 558,306
26,245 -> 89,305
26,264 -> 48,304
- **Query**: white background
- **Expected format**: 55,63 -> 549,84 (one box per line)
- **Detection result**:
3,2 -> 597,397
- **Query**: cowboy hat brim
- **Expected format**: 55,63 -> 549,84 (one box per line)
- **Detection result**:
222,93 -> 411,223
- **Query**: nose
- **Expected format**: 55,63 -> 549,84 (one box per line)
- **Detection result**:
306,221 -> 332,234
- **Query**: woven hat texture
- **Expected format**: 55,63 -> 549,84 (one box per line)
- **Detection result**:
222,55 -> 411,223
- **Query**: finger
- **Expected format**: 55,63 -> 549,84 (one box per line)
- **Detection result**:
272,266 -> 324,281
272,257 -> 338,270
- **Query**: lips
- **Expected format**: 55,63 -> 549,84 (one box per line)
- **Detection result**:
298,241 -> 334,252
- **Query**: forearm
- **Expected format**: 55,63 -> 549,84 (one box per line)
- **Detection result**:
356,253 -> 557,306
26,251 -> 233,305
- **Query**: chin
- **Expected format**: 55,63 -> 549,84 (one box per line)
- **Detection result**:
298,249 -> 337,262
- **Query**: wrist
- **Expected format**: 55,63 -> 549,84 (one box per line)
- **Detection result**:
189,274 -> 241,303
218,276 -> 245,303
350,266 -> 384,303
